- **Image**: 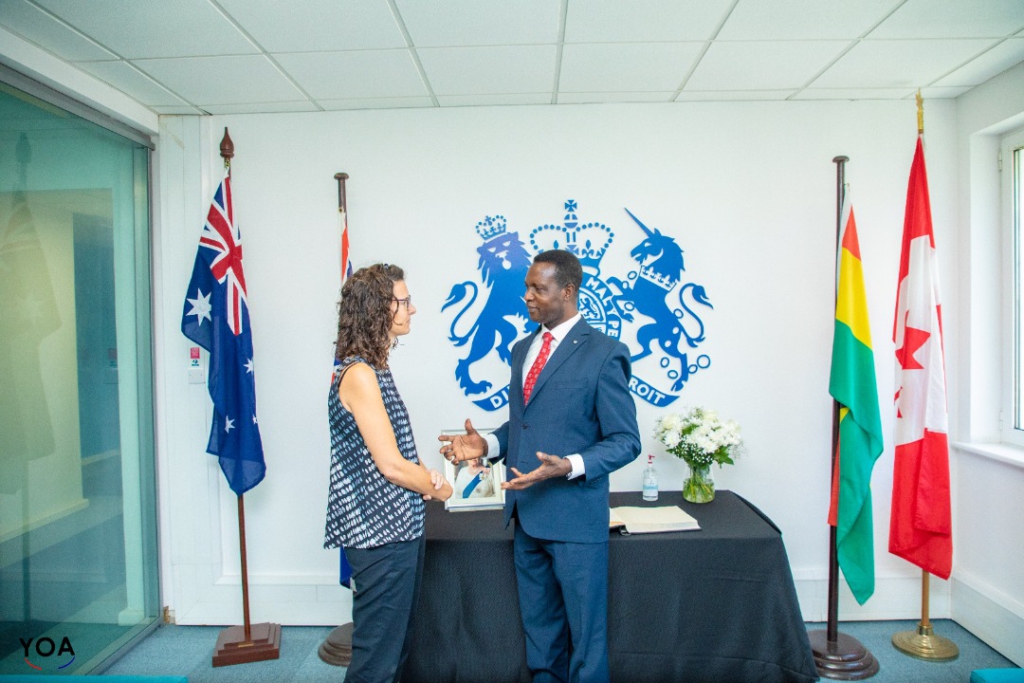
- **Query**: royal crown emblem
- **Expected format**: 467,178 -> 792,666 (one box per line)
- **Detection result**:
475,215 -> 507,241
530,200 -> 613,275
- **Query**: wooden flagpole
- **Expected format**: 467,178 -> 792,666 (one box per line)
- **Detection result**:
890,93 -> 958,663
318,171 -> 355,667
806,155 -> 879,680
211,127 -> 281,667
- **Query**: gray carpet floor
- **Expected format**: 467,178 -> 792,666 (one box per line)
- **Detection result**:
101,619 -> 1018,682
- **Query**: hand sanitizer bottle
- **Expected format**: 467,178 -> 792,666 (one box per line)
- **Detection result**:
642,454 -> 658,501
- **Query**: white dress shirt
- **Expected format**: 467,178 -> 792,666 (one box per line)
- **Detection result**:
485,313 -> 585,479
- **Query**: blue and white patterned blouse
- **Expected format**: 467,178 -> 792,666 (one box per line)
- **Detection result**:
323,357 -> 425,550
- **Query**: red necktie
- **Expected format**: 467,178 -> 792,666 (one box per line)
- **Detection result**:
523,332 -> 554,404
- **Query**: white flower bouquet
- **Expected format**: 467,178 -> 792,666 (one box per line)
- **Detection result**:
654,407 -> 742,502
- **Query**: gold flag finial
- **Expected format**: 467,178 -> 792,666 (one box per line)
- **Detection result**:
916,90 -> 924,135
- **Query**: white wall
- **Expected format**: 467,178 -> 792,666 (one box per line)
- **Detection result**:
951,61 -> 1024,667
154,99 -> 967,627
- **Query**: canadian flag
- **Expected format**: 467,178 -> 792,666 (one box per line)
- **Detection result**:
889,136 -> 952,579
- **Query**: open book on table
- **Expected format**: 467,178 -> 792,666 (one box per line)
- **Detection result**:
609,505 -> 700,534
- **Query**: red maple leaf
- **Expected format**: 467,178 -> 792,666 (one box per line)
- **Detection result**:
896,322 -> 930,371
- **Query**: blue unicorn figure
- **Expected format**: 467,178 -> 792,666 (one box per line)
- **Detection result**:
608,209 -> 713,391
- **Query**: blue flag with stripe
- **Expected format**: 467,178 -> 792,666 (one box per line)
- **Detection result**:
181,172 -> 265,496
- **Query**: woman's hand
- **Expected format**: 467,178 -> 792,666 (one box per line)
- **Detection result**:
422,469 -> 452,501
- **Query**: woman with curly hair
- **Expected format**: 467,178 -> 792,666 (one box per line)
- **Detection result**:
323,263 -> 452,683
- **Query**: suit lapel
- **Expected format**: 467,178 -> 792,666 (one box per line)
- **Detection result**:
526,318 -> 589,406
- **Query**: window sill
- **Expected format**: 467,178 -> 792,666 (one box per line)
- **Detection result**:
952,442 -> 1024,470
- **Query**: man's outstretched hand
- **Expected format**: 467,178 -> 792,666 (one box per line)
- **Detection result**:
438,418 -> 487,464
502,452 -> 571,490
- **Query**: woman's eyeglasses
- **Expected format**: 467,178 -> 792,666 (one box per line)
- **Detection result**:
392,296 -> 412,310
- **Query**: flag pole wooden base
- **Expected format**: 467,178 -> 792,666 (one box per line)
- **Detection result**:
891,621 -> 959,661
212,622 -> 281,667
807,629 -> 880,680
317,621 -> 353,666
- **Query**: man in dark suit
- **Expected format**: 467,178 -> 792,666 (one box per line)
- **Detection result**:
440,249 -> 641,683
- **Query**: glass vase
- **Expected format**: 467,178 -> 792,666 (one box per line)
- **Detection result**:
683,463 -> 715,503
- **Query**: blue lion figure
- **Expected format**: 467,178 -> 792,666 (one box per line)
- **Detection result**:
609,209 -> 713,391
443,228 -> 532,394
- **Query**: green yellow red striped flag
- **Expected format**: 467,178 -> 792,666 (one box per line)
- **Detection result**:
827,195 -> 884,605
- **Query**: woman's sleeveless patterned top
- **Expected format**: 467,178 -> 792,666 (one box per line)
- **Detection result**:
323,357 -> 425,549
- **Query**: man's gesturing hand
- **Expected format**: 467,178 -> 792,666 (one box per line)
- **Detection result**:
502,452 -> 572,490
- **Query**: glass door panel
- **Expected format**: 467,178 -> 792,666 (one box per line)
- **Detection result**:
0,82 -> 158,675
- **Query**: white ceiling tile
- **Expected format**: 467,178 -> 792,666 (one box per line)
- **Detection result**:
319,96 -> 435,110
560,43 -> 703,92
150,105 -> 205,114
76,60 -> 188,106
558,91 -> 674,104
789,87 -> 917,100
275,50 -> 427,99
675,90 -> 793,101
812,38 -> 999,89
437,93 -> 551,106
932,38 -> 1024,86
34,0 -> 258,58
686,40 -> 848,90
217,0 -> 405,52
565,0 -> 733,42
4,0 -> 1021,112
870,0 -> 1024,38
717,0 -> 903,40
395,0 -> 560,47
0,0 -> 116,61
202,101 -> 320,114
134,55 -> 305,105
418,45 -> 555,95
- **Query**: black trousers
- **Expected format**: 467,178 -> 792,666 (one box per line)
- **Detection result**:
344,535 -> 426,683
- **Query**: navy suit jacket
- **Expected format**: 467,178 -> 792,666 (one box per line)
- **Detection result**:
492,318 -> 641,544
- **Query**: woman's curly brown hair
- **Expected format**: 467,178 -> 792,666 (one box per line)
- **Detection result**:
334,263 -> 404,369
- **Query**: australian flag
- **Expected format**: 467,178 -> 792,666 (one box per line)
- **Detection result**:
181,171 -> 265,496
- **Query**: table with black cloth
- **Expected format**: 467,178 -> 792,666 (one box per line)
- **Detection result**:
405,490 -> 818,683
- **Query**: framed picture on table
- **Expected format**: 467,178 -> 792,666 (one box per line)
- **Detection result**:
440,428 -> 505,511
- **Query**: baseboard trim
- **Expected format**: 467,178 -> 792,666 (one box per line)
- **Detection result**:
792,570 -> 952,622
952,572 -> 1024,666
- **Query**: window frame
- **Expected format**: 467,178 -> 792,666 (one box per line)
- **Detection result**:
1002,127 -> 1024,446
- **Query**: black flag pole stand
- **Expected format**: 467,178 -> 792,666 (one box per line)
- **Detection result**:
805,155 -> 879,680
318,171 -> 354,669
211,128 -> 281,667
